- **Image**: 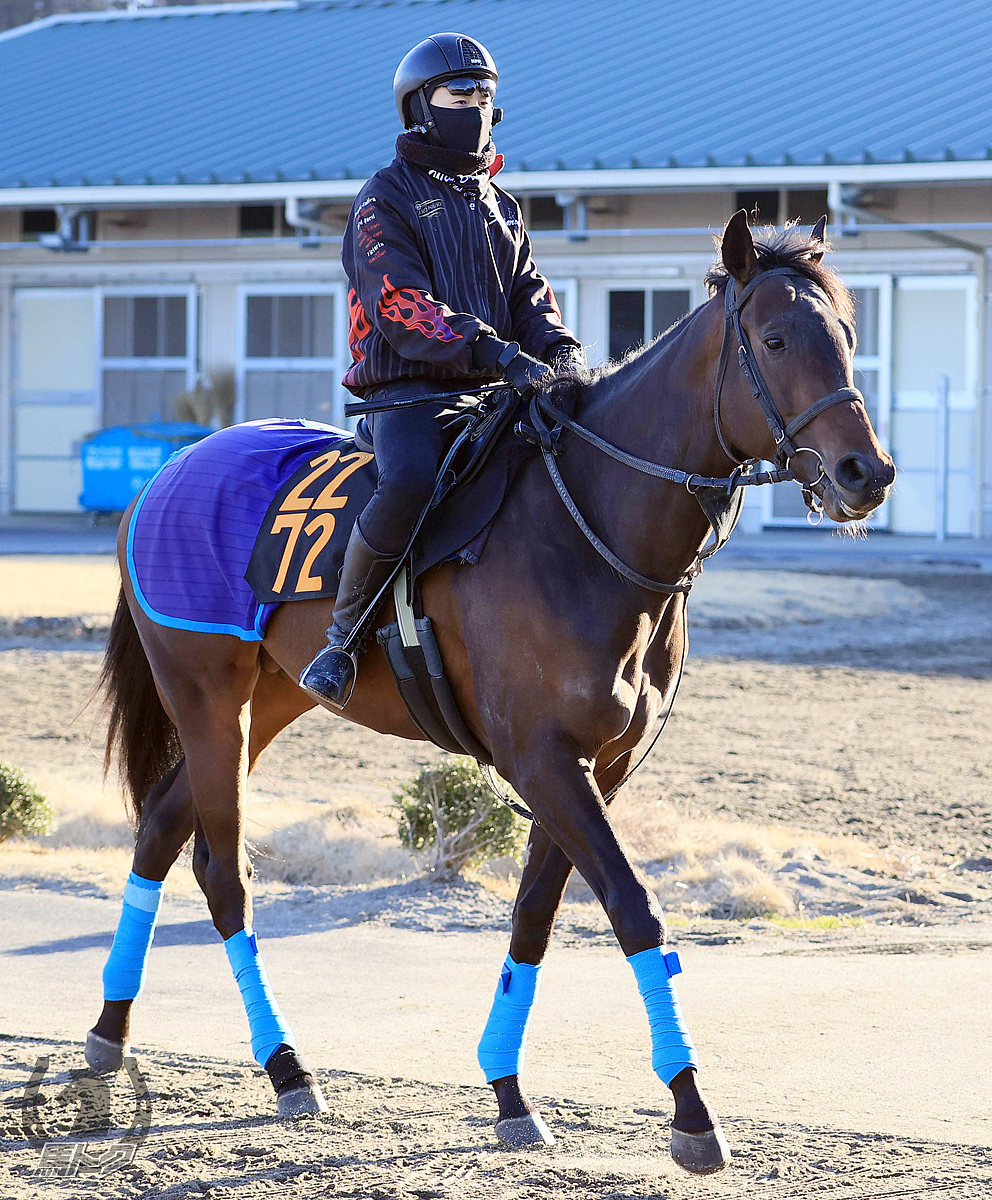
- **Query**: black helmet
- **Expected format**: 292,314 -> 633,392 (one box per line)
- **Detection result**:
393,32 -> 499,128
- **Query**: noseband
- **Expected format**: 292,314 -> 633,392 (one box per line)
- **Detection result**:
714,266 -> 866,513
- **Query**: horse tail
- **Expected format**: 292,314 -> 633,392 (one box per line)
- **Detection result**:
100,588 -> 182,824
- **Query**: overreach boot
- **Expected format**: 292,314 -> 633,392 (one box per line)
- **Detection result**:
299,524 -> 398,706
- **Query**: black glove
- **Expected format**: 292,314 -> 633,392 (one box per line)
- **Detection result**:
546,343 -> 587,376
472,335 -> 554,396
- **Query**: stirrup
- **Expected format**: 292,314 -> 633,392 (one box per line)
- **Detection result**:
299,644 -> 359,709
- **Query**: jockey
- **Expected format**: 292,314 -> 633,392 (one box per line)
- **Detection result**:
301,32 -> 585,706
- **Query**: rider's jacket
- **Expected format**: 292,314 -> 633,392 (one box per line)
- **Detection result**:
341,144 -> 581,396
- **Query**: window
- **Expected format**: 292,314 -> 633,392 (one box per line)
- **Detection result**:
101,291 -> 195,425
734,190 -> 780,225
20,209 -> 58,241
238,204 -> 293,238
103,296 -> 187,358
240,288 -> 343,425
528,196 -> 566,231
608,288 -> 692,361
246,295 -> 334,358
733,190 -> 830,227
785,189 -> 829,225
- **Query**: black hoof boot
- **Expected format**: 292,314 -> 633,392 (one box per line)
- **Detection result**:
299,644 -> 357,707
265,1044 -> 328,1118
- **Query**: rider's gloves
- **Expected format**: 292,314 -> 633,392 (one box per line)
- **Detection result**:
472,335 -> 555,397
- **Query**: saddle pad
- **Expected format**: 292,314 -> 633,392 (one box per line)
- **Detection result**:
126,419 -> 372,642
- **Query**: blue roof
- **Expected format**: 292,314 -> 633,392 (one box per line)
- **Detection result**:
1,0 -> 991,188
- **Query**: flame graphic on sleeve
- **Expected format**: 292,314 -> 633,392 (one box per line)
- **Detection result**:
346,288 -> 372,365
378,275 -> 463,343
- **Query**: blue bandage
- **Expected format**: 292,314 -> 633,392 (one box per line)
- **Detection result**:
224,929 -> 296,1067
477,955 -> 542,1082
102,872 -> 164,1001
627,946 -> 699,1086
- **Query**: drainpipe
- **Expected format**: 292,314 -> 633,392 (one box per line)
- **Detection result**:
38,206 -> 91,252
284,197 -> 336,246
555,192 -> 588,243
827,181 -> 984,253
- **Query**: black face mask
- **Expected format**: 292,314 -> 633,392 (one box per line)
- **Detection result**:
428,104 -> 492,155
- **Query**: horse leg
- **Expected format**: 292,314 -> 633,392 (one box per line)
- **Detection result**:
478,821 -> 573,1148
86,759 -> 193,1071
503,740 -> 729,1173
172,656 -> 326,1117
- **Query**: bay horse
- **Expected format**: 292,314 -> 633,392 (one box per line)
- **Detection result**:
86,212 -> 893,1174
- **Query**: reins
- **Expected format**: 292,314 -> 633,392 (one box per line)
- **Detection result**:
525,265 -> 868,592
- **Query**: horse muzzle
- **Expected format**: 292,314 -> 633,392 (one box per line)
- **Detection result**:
817,451 -> 896,522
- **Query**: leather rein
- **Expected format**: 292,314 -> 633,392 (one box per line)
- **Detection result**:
525,265 -> 866,594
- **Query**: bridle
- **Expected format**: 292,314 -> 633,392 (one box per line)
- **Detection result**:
714,265 -> 865,517
525,263 -> 867,592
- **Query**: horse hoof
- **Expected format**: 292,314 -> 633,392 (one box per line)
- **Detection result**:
277,1082 -> 329,1118
495,1113 -> 555,1149
85,1030 -> 127,1075
670,1124 -> 731,1174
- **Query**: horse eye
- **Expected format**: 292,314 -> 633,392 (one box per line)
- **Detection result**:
763,337 -> 785,351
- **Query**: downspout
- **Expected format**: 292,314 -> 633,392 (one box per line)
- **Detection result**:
827,181 -> 985,254
284,197 -> 337,245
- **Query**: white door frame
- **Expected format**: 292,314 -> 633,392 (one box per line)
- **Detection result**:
597,277 -> 702,368
235,282 -> 347,426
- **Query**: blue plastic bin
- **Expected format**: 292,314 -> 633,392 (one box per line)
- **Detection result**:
80,422 -> 211,513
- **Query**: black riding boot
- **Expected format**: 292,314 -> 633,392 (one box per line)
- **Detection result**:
299,524 -> 397,707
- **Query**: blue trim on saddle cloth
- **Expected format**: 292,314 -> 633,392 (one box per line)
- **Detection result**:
125,419 -> 349,641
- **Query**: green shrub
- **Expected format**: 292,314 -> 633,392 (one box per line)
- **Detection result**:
0,761 -> 55,843
394,757 -> 526,876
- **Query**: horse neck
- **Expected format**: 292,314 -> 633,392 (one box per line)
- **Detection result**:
567,298 -> 733,598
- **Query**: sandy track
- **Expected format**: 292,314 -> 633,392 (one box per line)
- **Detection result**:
3,1035 -> 992,1200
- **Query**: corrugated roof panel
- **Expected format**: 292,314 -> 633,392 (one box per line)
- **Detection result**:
1,0 -> 991,188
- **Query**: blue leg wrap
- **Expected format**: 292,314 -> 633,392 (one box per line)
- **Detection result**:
627,946 -> 699,1086
224,929 -> 296,1068
477,955 -> 542,1083
102,872 -> 164,1001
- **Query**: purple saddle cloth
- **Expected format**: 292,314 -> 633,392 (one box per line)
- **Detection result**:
126,419 -> 350,641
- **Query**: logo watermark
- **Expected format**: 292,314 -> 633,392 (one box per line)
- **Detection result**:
22,1053 -> 151,1178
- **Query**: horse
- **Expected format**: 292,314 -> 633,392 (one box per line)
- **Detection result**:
85,212 -> 894,1175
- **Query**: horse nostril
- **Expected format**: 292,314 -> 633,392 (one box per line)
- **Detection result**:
834,453 -> 875,494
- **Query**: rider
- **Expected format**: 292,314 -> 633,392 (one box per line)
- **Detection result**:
300,32 -> 585,706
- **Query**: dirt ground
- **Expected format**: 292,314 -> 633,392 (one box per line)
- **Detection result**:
2,556 -> 992,1196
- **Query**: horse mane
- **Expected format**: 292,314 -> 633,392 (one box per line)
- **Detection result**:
549,224 -> 854,414
704,224 -> 854,323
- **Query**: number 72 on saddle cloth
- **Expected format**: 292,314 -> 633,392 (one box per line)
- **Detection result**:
245,446 -> 376,604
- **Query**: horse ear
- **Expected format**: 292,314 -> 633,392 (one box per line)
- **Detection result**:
722,209 -> 758,284
809,214 -> 828,261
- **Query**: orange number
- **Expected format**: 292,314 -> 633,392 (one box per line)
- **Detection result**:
279,450 -> 341,512
295,513 -> 336,592
311,451 -> 375,510
269,513 -> 307,593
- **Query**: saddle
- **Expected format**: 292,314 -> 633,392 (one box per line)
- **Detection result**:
244,389 -> 525,760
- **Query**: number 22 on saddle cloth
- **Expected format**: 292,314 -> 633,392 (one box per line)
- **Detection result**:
125,419 -> 376,642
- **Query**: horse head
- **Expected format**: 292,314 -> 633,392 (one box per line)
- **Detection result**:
715,210 -> 895,523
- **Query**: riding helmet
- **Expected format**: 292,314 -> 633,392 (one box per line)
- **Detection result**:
393,33 -> 501,129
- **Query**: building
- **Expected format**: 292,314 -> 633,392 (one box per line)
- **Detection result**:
1,0 -> 990,535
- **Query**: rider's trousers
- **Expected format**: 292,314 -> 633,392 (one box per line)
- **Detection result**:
357,381 -> 458,557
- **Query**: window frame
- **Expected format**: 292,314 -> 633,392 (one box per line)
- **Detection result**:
98,284 -> 199,424
599,279 -> 699,367
235,282 -> 348,426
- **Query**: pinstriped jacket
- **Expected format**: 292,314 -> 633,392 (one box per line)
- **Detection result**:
341,149 -> 581,397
